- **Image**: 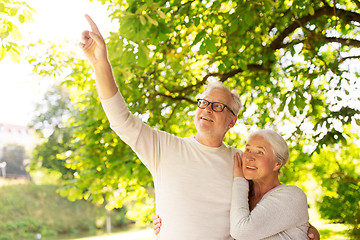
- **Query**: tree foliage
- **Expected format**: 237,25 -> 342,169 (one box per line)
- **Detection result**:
0,0 -> 34,62
29,84 -> 75,180
312,141 -> 360,238
29,0 -> 360,233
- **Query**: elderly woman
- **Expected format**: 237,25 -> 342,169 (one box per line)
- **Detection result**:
230,129 -> 309,239
153,129 -> 315,239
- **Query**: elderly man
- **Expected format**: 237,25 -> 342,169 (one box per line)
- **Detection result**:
80,15 -> 319,240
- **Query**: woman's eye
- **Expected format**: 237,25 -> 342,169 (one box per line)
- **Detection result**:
245,149 -> 250,152
258,151 -> 264,155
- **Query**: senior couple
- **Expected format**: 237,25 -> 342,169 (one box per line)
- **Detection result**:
80,15 -> 320,239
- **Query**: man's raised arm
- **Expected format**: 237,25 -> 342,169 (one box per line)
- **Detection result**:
80,14 -> 118,100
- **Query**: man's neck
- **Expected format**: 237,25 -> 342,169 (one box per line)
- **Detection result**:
194,133 -> 224,147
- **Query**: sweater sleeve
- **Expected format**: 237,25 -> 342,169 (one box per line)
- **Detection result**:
100,91 -> 130,128
100,91 -> 160,174
230,178 -> 309,240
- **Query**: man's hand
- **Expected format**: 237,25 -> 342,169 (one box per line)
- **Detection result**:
80,14 -> 108,66
308,223 -> 320,240
233,152 -> 244,178
79,14 -> 118,99
152,214 -> 162,235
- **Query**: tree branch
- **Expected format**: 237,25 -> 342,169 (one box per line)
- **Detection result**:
159,63 -> 271,98
155,93 -> 195,104
339,55 -> 360,63
323,36 -> 360,47
270,6 -> 360,50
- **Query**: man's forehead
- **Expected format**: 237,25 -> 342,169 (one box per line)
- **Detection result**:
201,88 -> 232,102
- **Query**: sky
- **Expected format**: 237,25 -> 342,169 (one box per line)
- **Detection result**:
0,0 -> 116,126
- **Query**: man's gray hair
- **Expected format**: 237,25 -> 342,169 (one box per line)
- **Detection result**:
202,81 -> 242,116
248,129 -> 290,167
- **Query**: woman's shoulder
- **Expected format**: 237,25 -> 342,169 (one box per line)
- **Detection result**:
269,184 -> 308,202
279,184 -> 305,192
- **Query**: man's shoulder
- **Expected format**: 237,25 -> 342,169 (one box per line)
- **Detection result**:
225,144 -> 242,153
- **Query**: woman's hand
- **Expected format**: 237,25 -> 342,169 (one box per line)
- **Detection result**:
308,223 -> 320,240
80,14 -> 108,66
152,214 -> 162,235
233,152 -> 244,178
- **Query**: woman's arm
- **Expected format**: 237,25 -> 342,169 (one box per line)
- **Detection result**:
230,180 -> 309,240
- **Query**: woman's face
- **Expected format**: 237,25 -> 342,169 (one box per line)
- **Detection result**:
242,135 -> 282,182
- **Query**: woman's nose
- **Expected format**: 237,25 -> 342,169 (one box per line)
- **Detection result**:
246,153 -> 255,161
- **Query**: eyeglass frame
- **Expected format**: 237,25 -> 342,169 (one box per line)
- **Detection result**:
197,99 -> 236,116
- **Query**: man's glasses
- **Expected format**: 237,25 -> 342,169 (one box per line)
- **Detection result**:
197,99 -> 236,116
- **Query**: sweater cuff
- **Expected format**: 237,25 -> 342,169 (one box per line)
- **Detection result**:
233,177 -> 248,184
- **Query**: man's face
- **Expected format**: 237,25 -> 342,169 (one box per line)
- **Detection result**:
194,88 -> 237,139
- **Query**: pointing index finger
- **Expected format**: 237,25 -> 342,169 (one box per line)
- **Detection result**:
85,14 -> 102,36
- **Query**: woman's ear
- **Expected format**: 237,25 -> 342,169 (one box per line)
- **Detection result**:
274,161 -> 283,172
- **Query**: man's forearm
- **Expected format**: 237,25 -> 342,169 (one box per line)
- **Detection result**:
93,60 -> 119,100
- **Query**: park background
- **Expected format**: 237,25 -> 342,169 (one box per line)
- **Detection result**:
1,0 -> 360,239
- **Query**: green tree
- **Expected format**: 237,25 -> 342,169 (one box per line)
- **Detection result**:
312,141 -> 360,238
29,84 -> 75,180
0,0 -> 34,62
29,0 -> 360,233
1,144 -> 27,176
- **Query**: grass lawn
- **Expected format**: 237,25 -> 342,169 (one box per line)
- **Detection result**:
316,222 -> 350,240
69,221 -> 349,240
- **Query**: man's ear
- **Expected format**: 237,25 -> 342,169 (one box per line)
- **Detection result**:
228,115 -> 238,129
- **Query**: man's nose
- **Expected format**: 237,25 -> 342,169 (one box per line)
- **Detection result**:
205,103 -> 213,112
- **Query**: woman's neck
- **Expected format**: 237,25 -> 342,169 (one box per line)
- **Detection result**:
249,178 -> 281,210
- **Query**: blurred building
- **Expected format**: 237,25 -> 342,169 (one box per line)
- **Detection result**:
0,123 -> 37,159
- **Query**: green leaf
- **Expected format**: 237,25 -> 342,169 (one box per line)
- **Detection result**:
156,9 -> 166,19
0,31 -> 10,39
9,25 -> 22,40
139,15 -> 146,25
0,3 -> 5,12
145,14 -> 158,26
192,29 -> 206,46
18,14 -> 25,23
9,46 -> 21,63
309,6 -> 315,15
204,37 -> 217,53
0,46 -> 6,61
10,7 -> 18,16
356,119 -> 360,126
138,44 -> 150,67
194,17 -> 200,27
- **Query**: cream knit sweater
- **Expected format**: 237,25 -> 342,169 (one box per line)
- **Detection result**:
230,177 -> 310,240
101,91 -> 240,240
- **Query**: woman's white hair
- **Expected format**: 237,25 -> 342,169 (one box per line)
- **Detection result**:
248,129 -> 290,167
201,81 -> 242,116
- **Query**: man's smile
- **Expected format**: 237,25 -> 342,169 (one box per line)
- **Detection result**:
200,116 -> 214,122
